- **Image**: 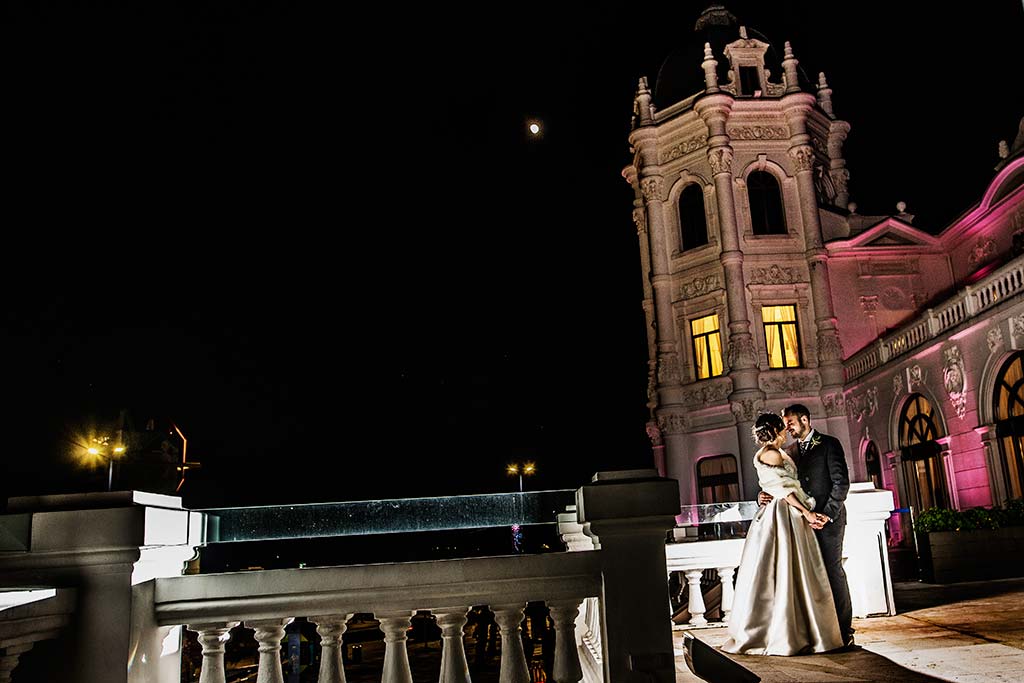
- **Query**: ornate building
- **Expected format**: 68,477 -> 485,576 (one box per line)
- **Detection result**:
625,6 -> 1024,545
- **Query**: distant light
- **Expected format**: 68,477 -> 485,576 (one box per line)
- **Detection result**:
528,122 -> 541,135
87,447 -> 100,455
113,446 -> 125,454
507,464 -> 520,475
523,462 -> 536,475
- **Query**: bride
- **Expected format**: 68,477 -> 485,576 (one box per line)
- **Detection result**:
720,412 -> 843,656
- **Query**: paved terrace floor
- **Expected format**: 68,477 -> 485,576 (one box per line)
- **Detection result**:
676,577 -> 1024,683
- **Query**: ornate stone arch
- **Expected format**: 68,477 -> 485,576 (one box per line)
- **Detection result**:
977,347 -> 1017,427
735,155 -> 797,238
887,378 -> 949,455
667,171 -> 716,254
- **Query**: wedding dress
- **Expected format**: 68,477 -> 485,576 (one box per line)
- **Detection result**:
719,451 -> 843,655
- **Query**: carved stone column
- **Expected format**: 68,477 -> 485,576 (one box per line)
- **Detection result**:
310,614 -> 351,683
433,608 -> 471,683
783,94 -> 845,398
248,618 -> 293,683
976,424 -> 1007,507
189,622 -> 240,683
377,612 -> 415,683
492,603 -> 530,683
936,436 -> 959,509
547,600 -> 584,683
828,120 -> 851,209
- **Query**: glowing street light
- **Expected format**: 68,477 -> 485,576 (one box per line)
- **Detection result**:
506,461 -> 536,492
75,434 -> 127,492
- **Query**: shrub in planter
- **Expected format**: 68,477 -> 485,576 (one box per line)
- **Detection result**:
914,498 -> 1024,583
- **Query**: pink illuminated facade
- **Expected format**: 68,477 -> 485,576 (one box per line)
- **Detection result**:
625,7 -> 1024,545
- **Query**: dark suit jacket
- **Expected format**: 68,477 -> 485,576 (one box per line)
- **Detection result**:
786,430 -> 850,525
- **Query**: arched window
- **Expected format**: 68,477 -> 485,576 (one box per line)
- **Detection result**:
677,184 -> 708,251
696,455 -> 739,503
747,170 -> 787,235
898,394 -> 948,510
994,351 -> 1024,500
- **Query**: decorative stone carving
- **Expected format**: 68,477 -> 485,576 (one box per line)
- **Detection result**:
730,398 -> 764,423
881,286 -> 907,310
657,412 -> 688,434
708,148 -> 734,175
1012,314 -> 1024,338
679,274 -> 720,300
866,386 -> 879,416
830,167 -> 849,195
728,126 -> 788,140
681,378 -> 733,407
943,346 -> 967,420
822,392 -> 846,417
645,420 -> 663,446
909,291 -> 931,309
892,373 -> 903,397
908,365 -> 924,388
748,264 -> 798,285
860,296 -> 879,314
657,353 -> 681,385
814,162 -> 837,204
788,146 -> 815,172
988,326 -> 1004,353
727,335 -> 759,370
858,259 -> 920,276
640,177 -> 663,203
759,371 -> 821,395
661,134 -> 708,163
817,330 -> 845,362
632,207 -> 646,235
967,239 -> 996,266
1012,209 -> 1024,257
850,386 -> 878,422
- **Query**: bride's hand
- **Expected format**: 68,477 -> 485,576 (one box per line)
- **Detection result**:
802,509 -> 817,524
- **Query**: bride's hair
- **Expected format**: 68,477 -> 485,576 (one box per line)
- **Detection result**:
751,412 -> 786,445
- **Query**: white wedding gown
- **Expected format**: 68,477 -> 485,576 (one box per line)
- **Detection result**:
720,451 -> 843,655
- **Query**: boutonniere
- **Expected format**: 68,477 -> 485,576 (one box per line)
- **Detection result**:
808,435 -> 822,450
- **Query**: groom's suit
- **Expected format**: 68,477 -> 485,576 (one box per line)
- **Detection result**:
786,429 -> 854,644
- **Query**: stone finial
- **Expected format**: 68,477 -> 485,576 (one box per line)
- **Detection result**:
635,76 -> 653,126
999,140 -> 1010,159
739,25 -> 748,40
847,201 -> 858,214
782,41 -> 801,94
701,42 -> 720,93
897,201 -> 907,213
896,201 -> 915,223
816,71 -> 835,118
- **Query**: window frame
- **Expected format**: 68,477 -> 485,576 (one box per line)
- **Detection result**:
761,304 -> 802,369
690,313 -> 724,380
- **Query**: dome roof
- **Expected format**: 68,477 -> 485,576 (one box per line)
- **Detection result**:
652,4 -> 813,110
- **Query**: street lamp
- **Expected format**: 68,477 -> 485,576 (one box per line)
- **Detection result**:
78,434 -> 126,492
506,462 -> 536,492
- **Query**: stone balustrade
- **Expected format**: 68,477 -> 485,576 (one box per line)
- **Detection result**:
845,257 -> 1024,381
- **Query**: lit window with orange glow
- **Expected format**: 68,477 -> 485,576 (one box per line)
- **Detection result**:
690,314 -> 723,380
762,305 -> 801,368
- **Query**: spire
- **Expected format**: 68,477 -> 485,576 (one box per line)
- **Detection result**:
782,41 -> 800,94
635,77 -> 654,126
702,42 -> 720,93
817,72 -> 835,118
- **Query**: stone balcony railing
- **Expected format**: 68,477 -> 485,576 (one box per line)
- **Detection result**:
845,257 -> 1024,382
0,470 -> 681,683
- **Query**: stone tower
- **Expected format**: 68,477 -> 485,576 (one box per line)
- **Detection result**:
624,6 -> 854,505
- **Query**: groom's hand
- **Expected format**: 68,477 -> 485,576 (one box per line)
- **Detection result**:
757,491 -> 773,507
810,512 -> 830,529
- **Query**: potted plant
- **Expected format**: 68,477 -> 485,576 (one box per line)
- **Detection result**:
914,499 -> 1024,583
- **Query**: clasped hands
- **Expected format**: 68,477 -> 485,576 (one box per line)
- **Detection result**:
757,491 -> 829,529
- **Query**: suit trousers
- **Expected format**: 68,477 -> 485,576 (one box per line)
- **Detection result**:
815,520 -> 853,640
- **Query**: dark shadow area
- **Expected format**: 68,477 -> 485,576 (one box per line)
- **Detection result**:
892,576 -> 1024,613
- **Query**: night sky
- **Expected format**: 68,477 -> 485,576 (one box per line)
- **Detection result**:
3,2 -> 1022,507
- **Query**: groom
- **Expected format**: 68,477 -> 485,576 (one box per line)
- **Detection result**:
758,403 -> 854,648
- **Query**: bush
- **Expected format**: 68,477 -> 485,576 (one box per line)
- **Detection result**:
915,498 -> 1024,533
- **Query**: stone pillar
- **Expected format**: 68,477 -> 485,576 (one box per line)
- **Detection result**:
576,470 -> 680,683
433,608 -> 471,683
783,94 -> 846,402
189,623 -> 239,683
976,425 -> 1006,508
378,612 -> 415,683
0,492 -> 205,683
310,615 -> 351,683
695,94 -> 764,500
492,604 -> 530,683
936,436 -> 959,510
547,600 -> 583,683
249,618 -> 293,683
844,483 -> 896,617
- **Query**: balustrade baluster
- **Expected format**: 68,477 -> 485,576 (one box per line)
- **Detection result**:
432,608 -> 471,683
492,603 -> 530,683
311,614 -> 352,683
248,618 -> 294,683
683,569 -> 707,626
188,622 -> 240,683
716,567 -> 736,623
377,611 -> 415,683
548,599 -> 584,683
